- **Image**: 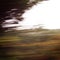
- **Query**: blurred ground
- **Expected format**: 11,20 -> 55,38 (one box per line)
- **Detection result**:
0,28 -> 60,60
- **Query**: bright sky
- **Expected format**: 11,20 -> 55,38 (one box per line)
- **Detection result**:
18,0 -> 60,29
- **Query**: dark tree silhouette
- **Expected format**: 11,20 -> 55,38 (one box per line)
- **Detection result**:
0,0 -> 47,35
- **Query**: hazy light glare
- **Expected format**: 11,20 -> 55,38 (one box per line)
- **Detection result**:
19,0 -> 60,29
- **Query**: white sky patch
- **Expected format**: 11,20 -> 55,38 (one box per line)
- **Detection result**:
19,0 -> 60,29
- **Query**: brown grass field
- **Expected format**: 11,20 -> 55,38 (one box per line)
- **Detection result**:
0,29 -> 60,60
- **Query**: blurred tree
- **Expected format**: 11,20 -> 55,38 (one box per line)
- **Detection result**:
0,0 -> 47,35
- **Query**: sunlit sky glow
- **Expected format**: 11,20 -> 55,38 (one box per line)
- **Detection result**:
4,0 -> 60,29
18,0 -> 60,29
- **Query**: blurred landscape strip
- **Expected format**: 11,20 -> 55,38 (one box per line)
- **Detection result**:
0,28 -> 60,60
